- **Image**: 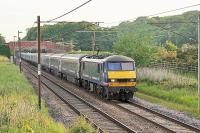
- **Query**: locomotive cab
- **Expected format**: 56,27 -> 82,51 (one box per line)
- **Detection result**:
102,55 -> 137,100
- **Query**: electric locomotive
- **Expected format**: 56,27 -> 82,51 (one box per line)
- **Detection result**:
80,55 -> 136,100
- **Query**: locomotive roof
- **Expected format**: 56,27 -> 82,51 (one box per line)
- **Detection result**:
104,55 -> 134,62
82,55 -> 134,63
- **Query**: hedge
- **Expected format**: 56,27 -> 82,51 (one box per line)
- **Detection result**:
0,45 -> 11,58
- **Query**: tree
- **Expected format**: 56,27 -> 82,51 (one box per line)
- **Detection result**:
113,33 -> 158,67
24,22 -> 117,51
0,34 -> 5,45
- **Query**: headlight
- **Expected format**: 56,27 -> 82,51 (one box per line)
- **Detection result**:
111,79 -> 116,82
130,79 -> 135,82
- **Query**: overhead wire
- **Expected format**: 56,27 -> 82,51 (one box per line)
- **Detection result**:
102,3 -> 200,25
150,24 -> 197,43
46,0 -> 92,23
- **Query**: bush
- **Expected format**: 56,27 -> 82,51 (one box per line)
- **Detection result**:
164,40 -> 177,51
68,117 -> 97,133
0,45 -> 11,58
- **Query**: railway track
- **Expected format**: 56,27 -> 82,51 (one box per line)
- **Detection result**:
22,62 -> 136,133
127,99 -> 200,132
22,61 -> 200,133
113,101 -> 199,133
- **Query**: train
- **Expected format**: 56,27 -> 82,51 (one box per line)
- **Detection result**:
21,52 -> 137,101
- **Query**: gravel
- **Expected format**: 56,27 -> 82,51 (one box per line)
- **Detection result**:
131,96 -> 200,129
23,67 -> 78,128
42,71 -> 170,133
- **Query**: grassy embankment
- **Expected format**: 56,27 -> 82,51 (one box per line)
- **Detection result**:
0,56 -> 96,133
136,68 -> 200,117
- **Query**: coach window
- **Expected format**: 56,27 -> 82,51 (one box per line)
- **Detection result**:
83,62 -> 85,70
97,64 -> 100,73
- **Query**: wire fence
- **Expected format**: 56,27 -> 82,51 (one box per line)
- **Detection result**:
149,60 -> 198,73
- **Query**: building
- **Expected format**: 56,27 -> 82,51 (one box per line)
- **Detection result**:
8,41 -> 71,53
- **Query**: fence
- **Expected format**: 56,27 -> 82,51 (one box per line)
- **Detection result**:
149,60 -> 198,73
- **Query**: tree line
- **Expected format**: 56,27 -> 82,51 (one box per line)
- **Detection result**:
23,10 -> 199,67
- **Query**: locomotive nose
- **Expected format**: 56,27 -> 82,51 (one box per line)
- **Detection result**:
108,71 -> 136,79
107,71 -> 136,87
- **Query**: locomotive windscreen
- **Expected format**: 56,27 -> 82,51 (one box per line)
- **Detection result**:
107,62 -> 135,71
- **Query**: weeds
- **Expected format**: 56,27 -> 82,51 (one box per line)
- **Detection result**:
68,117 -> 97,133
0,62 -> 66,133
137,68 -> 197,89
136,67 -> 199,117
0,56 -> 9,62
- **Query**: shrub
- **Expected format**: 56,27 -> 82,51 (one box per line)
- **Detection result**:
68,117 -> 97,133
0,45 -> 11,58
164,40 -> 177,51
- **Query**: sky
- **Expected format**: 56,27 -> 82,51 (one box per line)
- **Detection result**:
0,0 -> 200,42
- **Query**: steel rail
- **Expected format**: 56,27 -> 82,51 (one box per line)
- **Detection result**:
128,99 -> 200,133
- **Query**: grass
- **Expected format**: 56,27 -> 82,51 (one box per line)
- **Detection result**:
137,68 -> 197,89
0,61 -> 66,132
135,92 -> 200,117
0,58 -> 96,133
67,117 -> 97,133
136,68 -> 200,118
0,56 -> 9,62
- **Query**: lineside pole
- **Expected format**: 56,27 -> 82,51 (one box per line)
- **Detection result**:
37,16 -> 41,110
18,31 -> 22,73
198,15 -> 200,111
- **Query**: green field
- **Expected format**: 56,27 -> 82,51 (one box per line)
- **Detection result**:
136,68 -> 200,118
0,59 -> 96,133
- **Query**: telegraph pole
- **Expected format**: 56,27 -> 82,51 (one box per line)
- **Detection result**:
198,15 -> 200,111
13,36 -> 16,64
76,30 -> 116,54
37,16 -> 41,110
18,31 -> 22,73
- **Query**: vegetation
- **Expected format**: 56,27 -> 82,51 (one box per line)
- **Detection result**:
0,45 -> 11,58
0,61 -> 66,132
117,11 -> 199,47
137,68 -> 197,88
0,56 -> 9,62
137,68 -> 199,117
0,34 -> 5,45
67,117 -> 97,133
24,22 -> 117,51
0,59 -> 96,132
113,33 -> 158,67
